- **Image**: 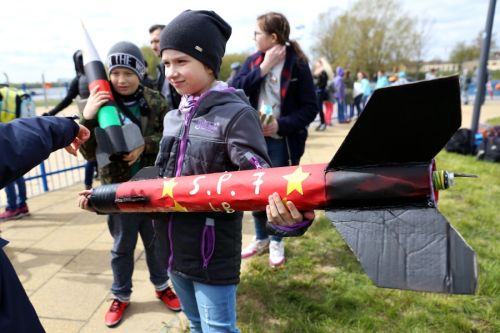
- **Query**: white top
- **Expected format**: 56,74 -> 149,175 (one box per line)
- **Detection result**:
258,60 -> 285,139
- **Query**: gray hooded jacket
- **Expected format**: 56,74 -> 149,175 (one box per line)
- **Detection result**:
155,87 -> 270,284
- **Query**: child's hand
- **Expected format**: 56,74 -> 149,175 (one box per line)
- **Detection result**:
260,44 -> 286,75
64,124 -> 91,156
266,192 -> 315,226
123,145 -> 145,166
78,189 -> 95,212
262,118 -> 279,137
83,86 -> 111,120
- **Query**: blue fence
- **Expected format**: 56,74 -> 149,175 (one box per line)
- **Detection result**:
0,149 -> 87,208
467,79 -> 500,97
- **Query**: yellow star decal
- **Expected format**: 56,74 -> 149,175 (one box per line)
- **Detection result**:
172,200 -> 188,212
162,179 -> 177,198
282,166 -> 310,195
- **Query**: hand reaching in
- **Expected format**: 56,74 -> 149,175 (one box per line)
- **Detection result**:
64,124 -> 91,156
77,189 -> 95,212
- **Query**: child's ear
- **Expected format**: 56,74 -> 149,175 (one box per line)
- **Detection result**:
205,65 -> 215,77
271,33 -> 278,43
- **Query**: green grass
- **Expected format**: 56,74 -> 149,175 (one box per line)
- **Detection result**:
237,142 -> 500,332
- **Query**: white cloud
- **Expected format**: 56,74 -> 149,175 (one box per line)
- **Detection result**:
0,0 -> 497,82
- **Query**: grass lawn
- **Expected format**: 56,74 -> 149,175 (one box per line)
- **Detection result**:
238,124 -> 499,332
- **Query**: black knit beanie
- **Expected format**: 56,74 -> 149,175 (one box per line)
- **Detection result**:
159,10 -> 232,78
106,41 -> 146,80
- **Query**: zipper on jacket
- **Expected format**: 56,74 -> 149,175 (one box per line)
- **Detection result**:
168,97 -> 201,272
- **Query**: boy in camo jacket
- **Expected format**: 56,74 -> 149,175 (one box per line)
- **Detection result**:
79,41 -> 180,327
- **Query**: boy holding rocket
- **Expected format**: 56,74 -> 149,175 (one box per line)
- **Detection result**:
79,41 -> 180,327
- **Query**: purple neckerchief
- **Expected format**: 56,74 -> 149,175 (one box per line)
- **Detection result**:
178,81 -> 234,114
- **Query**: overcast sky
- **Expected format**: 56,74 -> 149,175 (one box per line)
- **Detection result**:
0,0 -> 497,83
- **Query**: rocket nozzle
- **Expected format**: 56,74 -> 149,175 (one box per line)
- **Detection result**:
432,170 -> 478,190
88,184 -> 120,214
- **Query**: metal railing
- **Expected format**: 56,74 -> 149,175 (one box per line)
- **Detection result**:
0,149 -> 87,208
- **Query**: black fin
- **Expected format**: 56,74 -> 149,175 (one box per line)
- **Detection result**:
130,166 -> 160,181
326,207 -> 477,294
329,77 -> 462,169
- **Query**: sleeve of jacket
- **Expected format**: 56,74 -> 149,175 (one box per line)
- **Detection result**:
47,77 -> 80,115
78,113 -> 99,162
277,59 -> 319,136
229,54 -> 264,97
143,88 -> 169,157
0,116 -> 80,188
226,106 -> 271,170
318,71 -> 328,90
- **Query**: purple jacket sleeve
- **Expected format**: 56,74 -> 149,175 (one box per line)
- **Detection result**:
0,116 -> 80,188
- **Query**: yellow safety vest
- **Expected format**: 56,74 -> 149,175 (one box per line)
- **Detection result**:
0,87 -> 25,123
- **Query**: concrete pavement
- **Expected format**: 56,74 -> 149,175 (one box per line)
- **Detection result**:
2,100 -> 499,332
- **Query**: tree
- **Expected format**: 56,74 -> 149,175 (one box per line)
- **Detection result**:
449,32 -> 497,65
220,53 -> 249,82
141,46 -> 159,80
313,0 -> 426,79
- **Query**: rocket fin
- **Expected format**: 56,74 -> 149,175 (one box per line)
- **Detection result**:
94,123 -> 145,167
326,207 -> 477,294
122,122 -> 146,152
130,166 -> 160,181
328,76 -> 462,170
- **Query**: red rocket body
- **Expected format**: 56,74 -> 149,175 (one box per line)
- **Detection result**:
91,162 -> 434,214
112,164 -> 327,213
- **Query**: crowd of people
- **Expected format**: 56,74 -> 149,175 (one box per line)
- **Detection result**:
0,8 -> 494,333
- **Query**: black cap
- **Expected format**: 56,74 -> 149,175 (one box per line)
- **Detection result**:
160,10 -> 232,78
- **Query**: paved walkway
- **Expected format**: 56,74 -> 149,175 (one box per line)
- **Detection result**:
2,99 -> 499,333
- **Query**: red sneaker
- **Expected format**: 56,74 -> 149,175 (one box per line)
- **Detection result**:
156,286 -> 181,312
0,209 -> 20,221
104,299 -> 129,327
16,206 -> 30,218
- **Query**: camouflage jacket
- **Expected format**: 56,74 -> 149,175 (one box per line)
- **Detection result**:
80,86 -> 169,184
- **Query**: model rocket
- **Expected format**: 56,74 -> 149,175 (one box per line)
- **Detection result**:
88,76 -> 477,295
81,23 -> 144,167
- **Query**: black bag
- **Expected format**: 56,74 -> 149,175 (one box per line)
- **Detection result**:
445,128 -> 474,155
476,126 -> 500,162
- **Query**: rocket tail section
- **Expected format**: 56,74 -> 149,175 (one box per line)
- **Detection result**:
327,207 -> 477,294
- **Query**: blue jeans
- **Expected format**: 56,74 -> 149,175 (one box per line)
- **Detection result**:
252,137 -> 288,242
337,101 -> 346,123
170,273 -> 239,333
353,95 -> 363,117
4,177 -> 27,210
84,160 -> 97,188
347,103 -> 355,119
107,213 -> 169,301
